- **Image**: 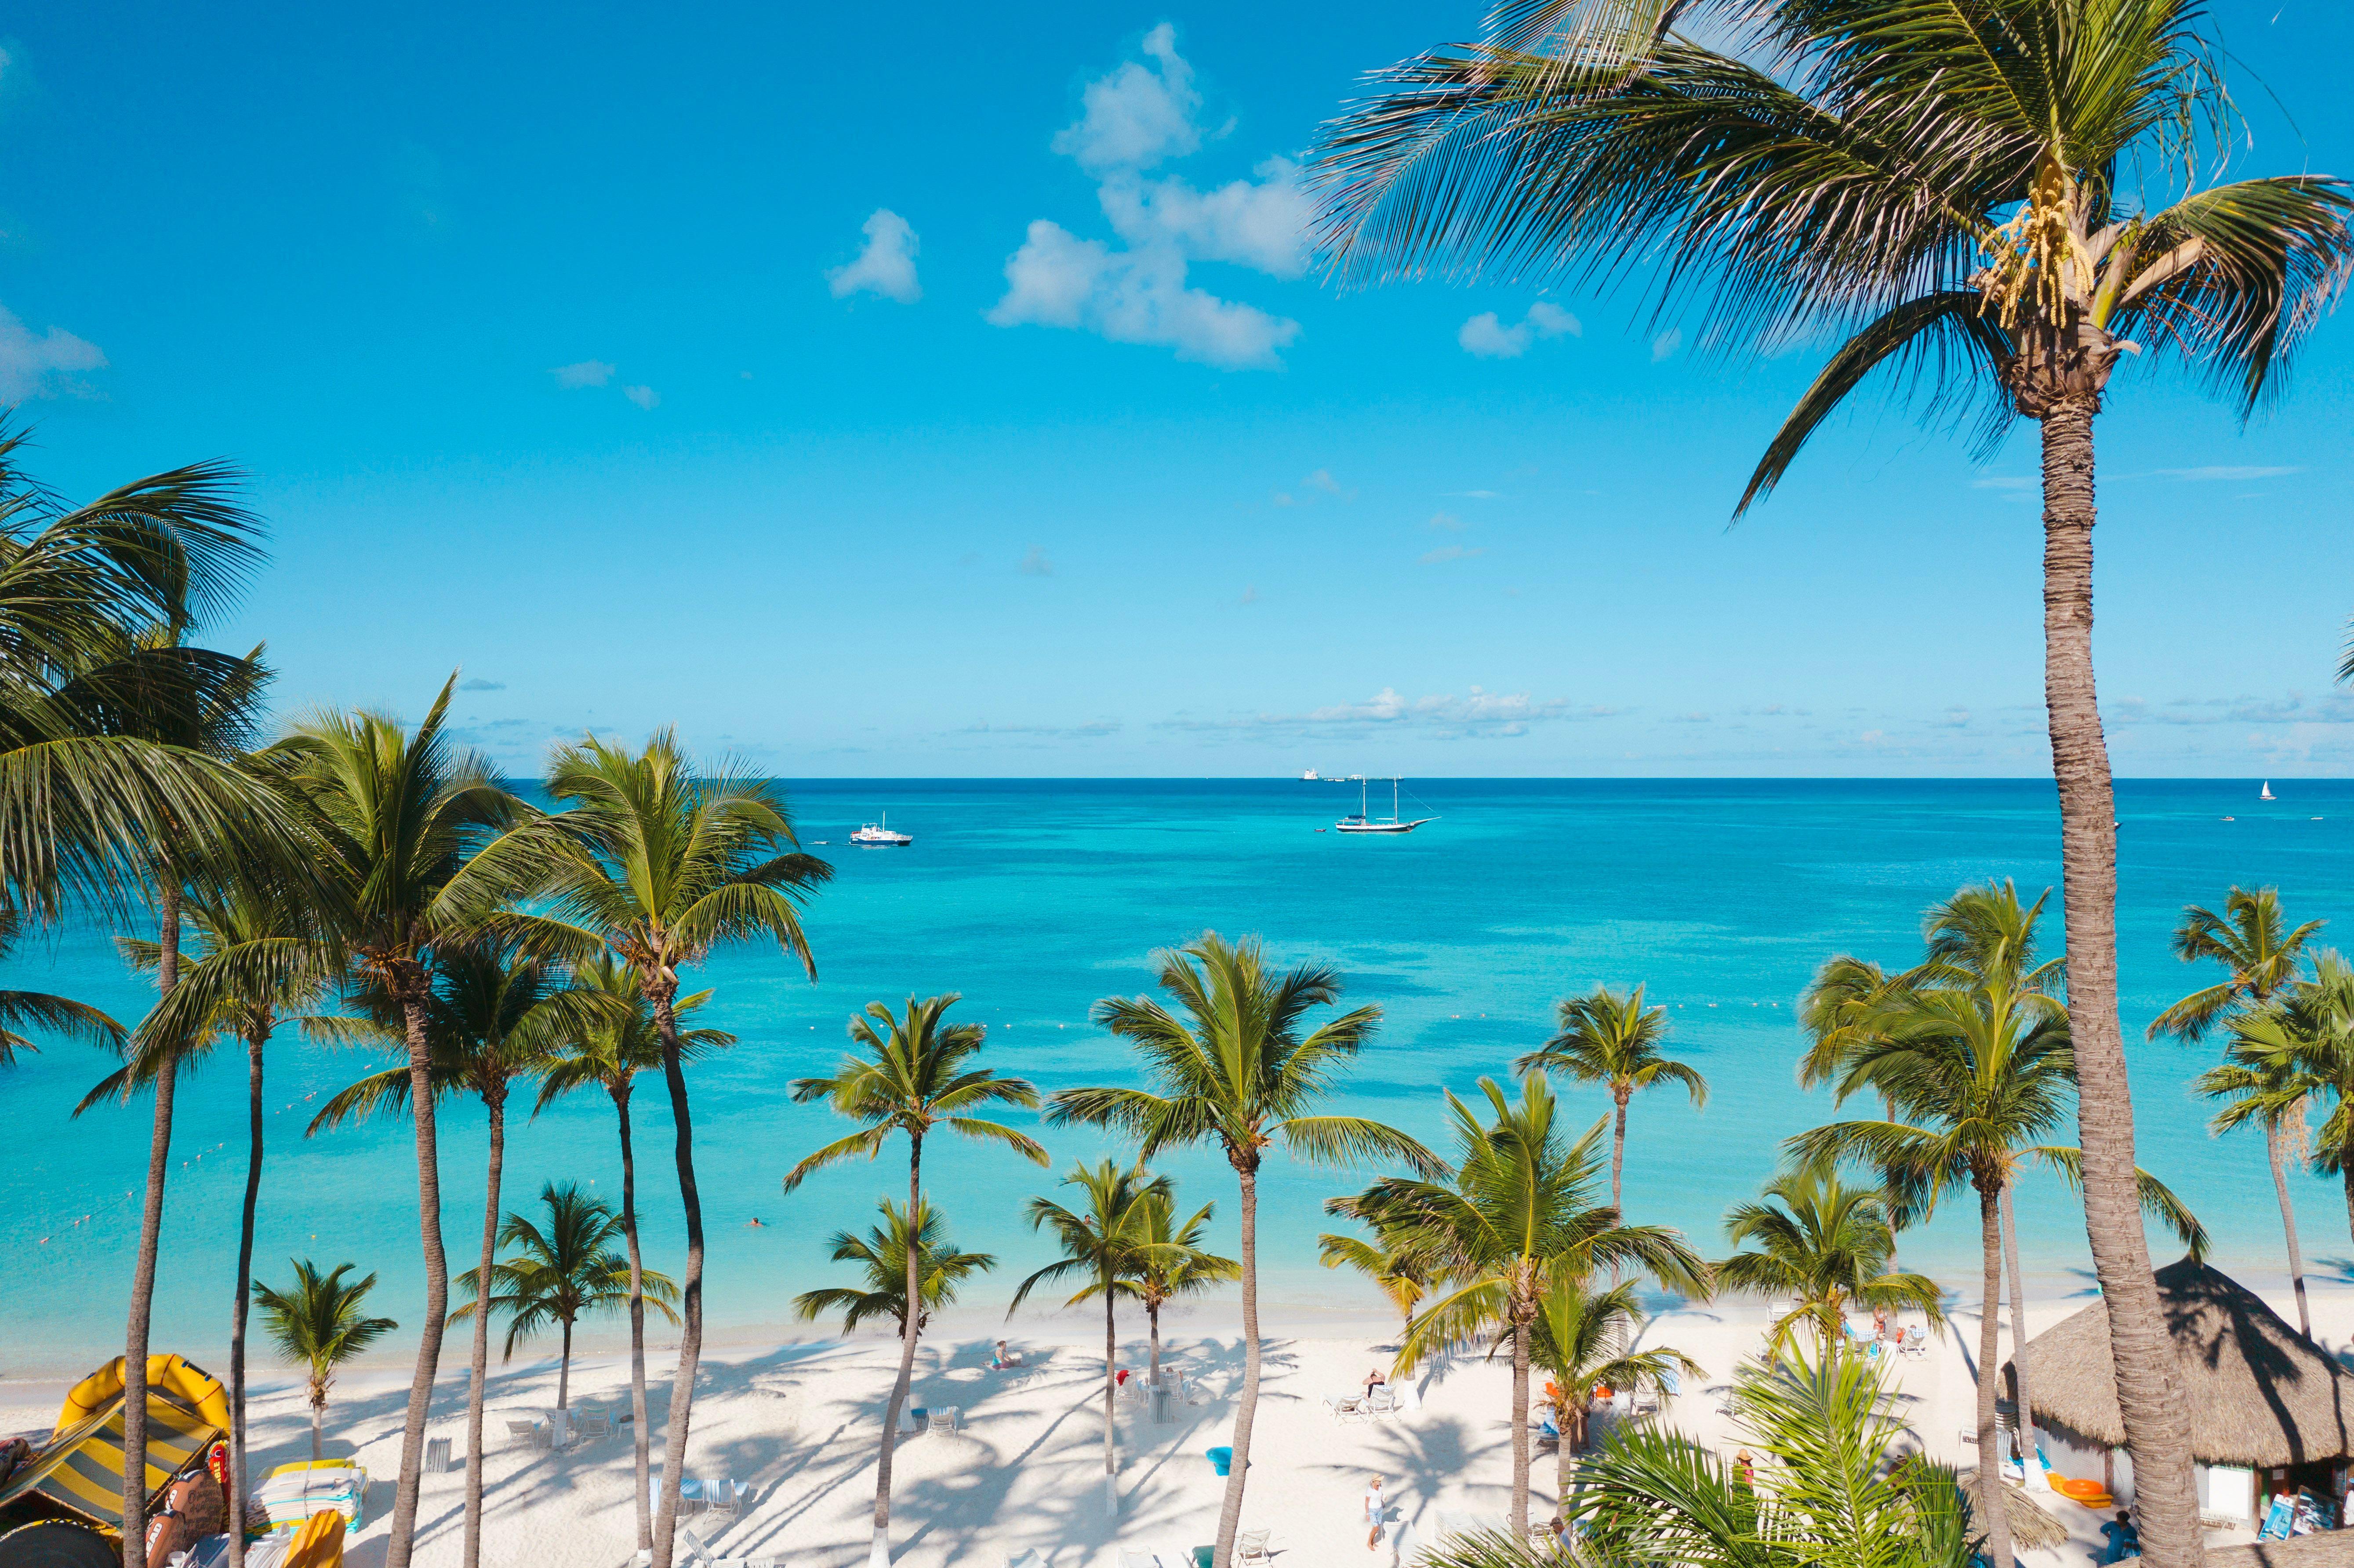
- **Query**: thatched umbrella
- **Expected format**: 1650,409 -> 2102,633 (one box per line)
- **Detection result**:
2004,1258 -> 2354,1468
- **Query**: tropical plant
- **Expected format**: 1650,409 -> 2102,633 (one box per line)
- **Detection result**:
469,731 -> 828,1568
253,1260 -> 399,1463
1048,932 -> 1440,1568
1010,1160 -> 1169,1507
2158,887 -> 2321,1337
1131,1186 -> 1239,1385
534,958 -> 733,1551
1526,1271 -> 1702,1521
1317,1202 -> 1435,1337
1716,1169 -> 1944,1355
1311,9 -> 2354,1561
312,943 -> 619,1568
784,993 -> 1044,1562
2198,1035 -> 2314,1337
451,1182 -> 678,1411
262,680 -> 520,1568
1515,983 -> 1705,1211
792,1197 -> 996,1334
2209,953 -> 2354,1247
1345,1074 -> 1709,1539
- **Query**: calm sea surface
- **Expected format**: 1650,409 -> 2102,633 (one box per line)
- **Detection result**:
6,777 -> 2350,1375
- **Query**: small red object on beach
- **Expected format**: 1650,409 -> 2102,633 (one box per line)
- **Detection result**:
206,1441 -> 231,1487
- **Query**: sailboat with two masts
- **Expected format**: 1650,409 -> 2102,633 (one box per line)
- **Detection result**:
1333,775 -> 1437,835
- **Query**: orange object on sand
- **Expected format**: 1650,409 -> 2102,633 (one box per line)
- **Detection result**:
2049,1474 -> 2116,1509
281,1510 -> 345,1568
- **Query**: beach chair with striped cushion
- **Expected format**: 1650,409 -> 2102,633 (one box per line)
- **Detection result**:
0,1392 -> 225,1535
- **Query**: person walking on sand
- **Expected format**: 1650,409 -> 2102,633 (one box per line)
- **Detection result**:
1364,1474 -> 1388,1551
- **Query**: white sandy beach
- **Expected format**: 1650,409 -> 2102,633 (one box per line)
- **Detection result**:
3,1287 -> 2318,1568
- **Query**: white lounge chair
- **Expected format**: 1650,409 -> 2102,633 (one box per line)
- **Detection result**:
1122,1552 -> 1159,1568
1236,1530 -> 1273,1568
1367,1387 -> 1397,1418
505,1418 -> 549,1452
927,1407 -> 960,1435
576,1409 -> 613,1441
702,1477 -> 743,1519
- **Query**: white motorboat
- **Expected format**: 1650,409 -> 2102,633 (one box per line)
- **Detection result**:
1332,776 -> 1436,835
850,814 -> 913,846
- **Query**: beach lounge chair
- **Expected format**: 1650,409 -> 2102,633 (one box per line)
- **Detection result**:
1322,1392 -> 1366,1422
704,1477 -> 745,1519
927,1407 -> 960,1436
1236,1530 -> 1273,1568
506,1418 -> 549,1452
576,1408 -> 612,1442
1123,1551 -> 1160,1568
1367,1387 -> 1397,1418
1900,1327 -> 1928,1357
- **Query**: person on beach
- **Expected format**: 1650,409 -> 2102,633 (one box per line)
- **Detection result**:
1364,1475 -> 1387,1551
2101,1511 -> 2141,1562
992,1339 -> 1023,1369
1362,1367 -> 1388,1398
1872,1306 -> 1889,1341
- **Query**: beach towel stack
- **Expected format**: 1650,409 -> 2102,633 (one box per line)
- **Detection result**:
252,1460 -> 364,1536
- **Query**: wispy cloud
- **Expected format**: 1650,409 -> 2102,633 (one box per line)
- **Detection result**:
2107,692 -> 2354,727
1240,584 -> 1260,605
1019,544 -> 1055,577
960,719 -> 1122,738
1651,327 -> 1684,362
0,306 -> 104,401
1274,468 -> 1352,506
828,208 -> 922,303
1459,301 -> 1580,359
1159,686 -> 1617,740
1448,489 -> 1502,499
1428,512 -> 1464,532
1971,475 -> 2034,490
550,360 -> 614,388
622,384 -> 659,410
458,677 -> 506,692
1420,542 -> 1486,564
2155,465 -> 2300,482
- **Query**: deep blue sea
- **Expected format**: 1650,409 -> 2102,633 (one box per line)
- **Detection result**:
6,777 -> 2350,1376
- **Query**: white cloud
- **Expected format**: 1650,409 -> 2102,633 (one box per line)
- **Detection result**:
992,29 -> 1304,370
0,306 -> 105,401
1159,685 -> 1612,740
622,384 -> 659,410
1420,542 -> 1486,564
1428,512 -> 1464,532
2156,465 -> 2299,481
1240,585 -> 1260,605
550,359 -> 614,388
1459,301 -> 1581,358
1304,469 -> 1341,494
828,208 -> 921,303
1052,22 -> 1200,172
1019,544 -> 1055,577
1652,327 -> 1684,361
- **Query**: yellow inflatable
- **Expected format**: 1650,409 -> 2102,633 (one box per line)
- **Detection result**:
54,1355 -> 231,1435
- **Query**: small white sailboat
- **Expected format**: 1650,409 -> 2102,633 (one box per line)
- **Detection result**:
2261,780 -> 2276,801
850,813 -> 913,846
1333,775 -> 1437,835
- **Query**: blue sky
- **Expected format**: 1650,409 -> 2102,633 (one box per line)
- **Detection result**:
5,1 -> 2353,777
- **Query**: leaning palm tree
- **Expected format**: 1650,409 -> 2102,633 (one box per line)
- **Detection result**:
793,1197 -> 996,1335
252,1260 -> 399,1463
1349,1074 -> 1710,1538
2158,887 -> 2321,1336
262,682 -> 520,1568
1131,1187 -> 1239,1386
1515,984 -> 1704,1212
1049,932 -> 1442,1568
534,958 -> 733,1553
1526,1270 -> 1702,1523
465,731 -> 828,1568
1311,11 -> 2354,1559
1716,1169 -> 1944,1356
784,994 -> 1045,1566
1009,1161 -> 1168,1513
453,1182 -> 677,1412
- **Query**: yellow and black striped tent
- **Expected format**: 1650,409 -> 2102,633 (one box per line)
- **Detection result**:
0,1393 -> 222,1535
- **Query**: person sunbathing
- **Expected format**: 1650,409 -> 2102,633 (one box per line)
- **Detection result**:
1362,1368 -> 1389,1397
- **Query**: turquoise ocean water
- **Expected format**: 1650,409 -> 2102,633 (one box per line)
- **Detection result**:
5,777 -> 2350,1376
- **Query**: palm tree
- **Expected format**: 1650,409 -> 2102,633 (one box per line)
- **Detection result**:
262,682 -> 520,1568
1011,1161 -> 1166,1510
1131,1187 -> 1239,1386
1316,1207 -> 1434,1338
2158,887 -> 2322,1337
453,1182 -> 678,1412
2212,954 -> 2354,1245
252,1260 -> 399,1463
534,958 -> 733,1552
793,1197 -> 996,1334
472,731 -> 828,1568
1049,932 -> 1441,1568
1526,1270 -> 1701,1523
783,994 -> 1044,1564
1797,955 -> 1920,1271
311,943 -> 618,1568
2199,1036 -> 2315,1336
1515,984 -> 1704,1212
1311,12 -> 2354,1560
1347,1074 -> 1709,1537
1715,1169 -> 1944,1355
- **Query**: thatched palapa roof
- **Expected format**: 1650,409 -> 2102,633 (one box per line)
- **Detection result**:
2003,1259 -> 2354,1468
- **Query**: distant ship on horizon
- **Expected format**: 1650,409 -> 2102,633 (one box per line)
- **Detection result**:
2262,780 -> 2276,801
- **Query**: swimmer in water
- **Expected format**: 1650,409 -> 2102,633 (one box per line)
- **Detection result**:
747,1217 -> 765,1227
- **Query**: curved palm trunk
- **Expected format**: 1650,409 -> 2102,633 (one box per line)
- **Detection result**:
386,984 -> 451,1568
559,1320 -> 574,1411
650,995 -> 705,1568
1509,1316 -> 1532,1538
462,1089 -> 508,1568
1213,1162 -> 1261,1568
1101,1286 -> 1118,1509
1975,1178 -> 2014,1568
1609,1090 -> 1628,1215
122,884 -> 181,1568
228,1022 -> 266,1568
1147,1298 -> 1162,1388
614,1085 -> 654,1551
869,1133 -> 923,1567
2266,1122 -> 2311,1339
2000,1183 -> 2039,1472
2042,401 -> 2201,1568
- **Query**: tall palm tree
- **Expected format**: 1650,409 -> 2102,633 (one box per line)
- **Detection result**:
471,731 -> 828,1568
311,943 -> 618,1568
1311,11 -> 2354,1559
1526,1270 -> 1701,1523
1347,1074 -> 1709,1539
252,1260 -> 399,1463
79,884 -> 339,1568
793,1197 -> 996,1334
1010,1161 -> 1169,1512
1131,1187 -> 1239,1387
534,958 -> 734,1552
1049,932 -> 1441,1568
1716,1169 -> 1944,1355
453,1182 -> 678,1412
784,993 -> 1044,1566
2156,887 -> 2321,1336
1515,984 -> 1704,1212
263,682 -> 520,1568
